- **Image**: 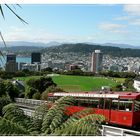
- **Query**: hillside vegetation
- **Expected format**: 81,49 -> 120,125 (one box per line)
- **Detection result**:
2,43 -> 140,57
41,43 -> 140,57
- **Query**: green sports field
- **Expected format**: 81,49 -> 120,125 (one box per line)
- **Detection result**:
17,75 -> 124,92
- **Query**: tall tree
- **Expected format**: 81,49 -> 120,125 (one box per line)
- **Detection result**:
26,77 -> 57,94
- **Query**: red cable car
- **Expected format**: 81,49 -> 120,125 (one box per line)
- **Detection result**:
48,91 -> 140,128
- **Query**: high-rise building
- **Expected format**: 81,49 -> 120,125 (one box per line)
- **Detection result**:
31,52 -> 41,64
91,50 -> 103,73
5,53 -> 18,72
6,54 -> 16,62
6,62 -> 18,72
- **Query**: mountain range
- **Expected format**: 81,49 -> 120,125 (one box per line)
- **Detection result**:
100,43 -> 140,49
41,43 -> 140,57
1,41 -> 140,57
0,41 -> 140,49
0,41 -> 61,48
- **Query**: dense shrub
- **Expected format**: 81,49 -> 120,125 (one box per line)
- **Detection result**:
41,86 -> 64,100
5,82 -> 19,101
0,95 -> 11,116
25,87 -> 38,99
111,84 -> 123,91
32,92 -> 41,100
26,77 -> 56,94
0,80 -> 19,101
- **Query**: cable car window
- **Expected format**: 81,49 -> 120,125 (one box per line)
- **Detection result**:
111,99 -> 119,110
76,98 -> 99,108
75,98 -> 79,106
104,99 -> 111,109
119,100 -> 132,112
134,100 -> 140,112
77,98 -> 89,107
48,97 -> 53,102
76,97 -> 83,106
125,103 -> 132,112
80,101 -> 89,107
53,97 -> 58,102
99,98 -> 104,109
88,98 -> 99,108
119,102 -> 125,111
48,96 -> 60,102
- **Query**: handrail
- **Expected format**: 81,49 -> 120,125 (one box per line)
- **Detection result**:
15,98 -> 47,106
102,125 -> 140,136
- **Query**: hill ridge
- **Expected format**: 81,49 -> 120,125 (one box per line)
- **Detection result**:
41,43 -> 140,57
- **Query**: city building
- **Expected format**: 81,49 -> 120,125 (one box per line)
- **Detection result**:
47,60 -> 53,68
91,50 -> 103,73
5,53 -> 18,72
21,63 -> 41,71
69,64 -> 79,70
41,50 -> 140,73
31,52 -> 41,64
6,54 -> 16,62
19,62 -> 26,71
109,64 -> 123,72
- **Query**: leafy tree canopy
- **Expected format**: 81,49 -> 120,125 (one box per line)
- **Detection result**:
26,77 -> 57,94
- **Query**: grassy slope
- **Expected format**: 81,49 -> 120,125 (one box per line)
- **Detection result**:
52,75 -> 118,91
17,75 -> 123,92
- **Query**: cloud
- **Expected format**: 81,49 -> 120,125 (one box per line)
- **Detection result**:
99,23 -> 125,30
114,15 -> 140,26
3,26 -> 97,43
123,5 -> 140,16
129,19 -> 140,26
99,23 -> 128,34
113,5 -> 140,27
4,27 -> 32,42
114,16 -> 131,21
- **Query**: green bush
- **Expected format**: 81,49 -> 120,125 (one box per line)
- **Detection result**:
0,95 -> 11,116
0,80 -> 19,101
26,77 -> 56,94
111,84 -> 123,91
25,87 -> 38,99
32,92 -> 41,100
0,80 -> 6,97
18,93 -> 25,98
5,82 -> 19,101
41,86 -> 64,100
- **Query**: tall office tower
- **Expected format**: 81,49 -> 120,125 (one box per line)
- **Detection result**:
5,53 -> 18,72
7,54 -> 16,62
91,50 -> 103,73
31,52 -> 41,64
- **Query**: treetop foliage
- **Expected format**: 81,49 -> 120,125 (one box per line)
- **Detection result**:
0,96 -> 105,136
26,77 -> 56,94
